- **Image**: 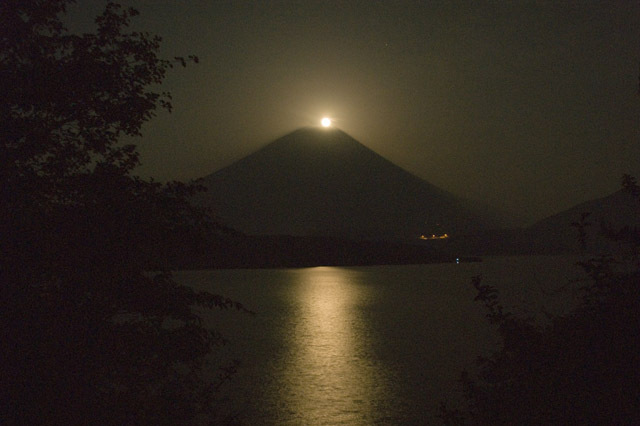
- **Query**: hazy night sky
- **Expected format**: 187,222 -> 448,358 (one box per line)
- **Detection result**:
71,1 -> 639,224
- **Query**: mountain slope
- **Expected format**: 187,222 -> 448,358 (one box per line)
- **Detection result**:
531,189 -> 639,231
199,127 -> 490,240
527,189 -> 639,252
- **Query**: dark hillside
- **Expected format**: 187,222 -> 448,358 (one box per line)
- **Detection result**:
199,127 -> 492,241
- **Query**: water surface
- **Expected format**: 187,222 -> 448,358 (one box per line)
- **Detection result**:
179,255 -> 583,424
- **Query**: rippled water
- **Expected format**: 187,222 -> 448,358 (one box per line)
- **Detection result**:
178,255 -> 583,424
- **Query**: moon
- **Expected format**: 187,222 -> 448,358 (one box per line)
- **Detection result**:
321,117 -> 331,127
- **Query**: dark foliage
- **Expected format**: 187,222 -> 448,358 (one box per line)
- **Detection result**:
440,176 -> 640,425
1,1 -> 244,424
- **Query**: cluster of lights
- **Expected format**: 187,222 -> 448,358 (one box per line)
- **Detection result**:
419,233 -> 449,240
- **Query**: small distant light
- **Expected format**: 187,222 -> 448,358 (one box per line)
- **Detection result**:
456,258 -> 460,264
321,117 -> 331,127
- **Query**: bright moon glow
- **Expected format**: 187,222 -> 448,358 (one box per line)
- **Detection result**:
321,117 -> 331,127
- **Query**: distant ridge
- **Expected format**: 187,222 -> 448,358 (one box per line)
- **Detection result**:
530,189 -> 639,232
198,127 -> 492,240
427,188 -> 640,256
525,189 -> 640,252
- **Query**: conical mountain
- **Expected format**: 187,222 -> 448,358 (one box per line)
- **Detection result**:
199,127 -> 490,240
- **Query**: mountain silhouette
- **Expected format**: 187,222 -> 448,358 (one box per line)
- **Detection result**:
525,189 -> 640,252
531,189 -> 639,232
199,127 -> 491,240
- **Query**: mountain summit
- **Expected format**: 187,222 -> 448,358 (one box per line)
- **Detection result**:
199,127 -> 489,240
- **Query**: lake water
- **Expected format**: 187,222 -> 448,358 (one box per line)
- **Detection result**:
177,255 -> 584,425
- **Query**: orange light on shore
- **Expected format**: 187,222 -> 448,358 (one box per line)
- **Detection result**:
419,233 -> 449,240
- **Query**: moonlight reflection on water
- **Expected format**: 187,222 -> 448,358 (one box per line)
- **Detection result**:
278,267 -> 393,424
178,256 -> 584,424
